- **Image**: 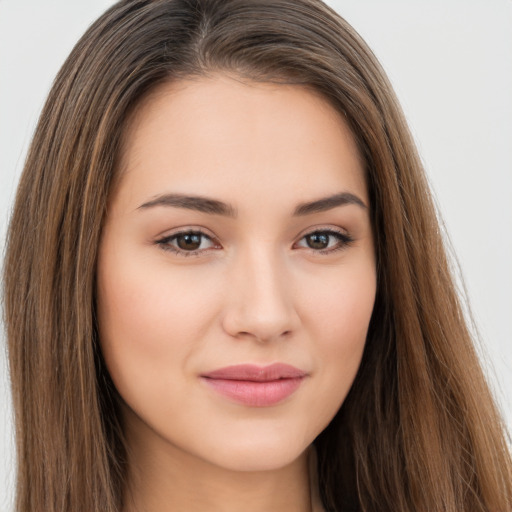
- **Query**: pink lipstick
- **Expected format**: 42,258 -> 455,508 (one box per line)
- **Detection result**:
200,363 -> 307,407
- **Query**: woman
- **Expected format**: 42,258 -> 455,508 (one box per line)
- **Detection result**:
3,0 -> 511,511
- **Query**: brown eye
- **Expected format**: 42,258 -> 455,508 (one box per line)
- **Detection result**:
176,233 -> 202,251
295,229 -> 353,253
305,233 -> 330,250
157,231 -> 217,255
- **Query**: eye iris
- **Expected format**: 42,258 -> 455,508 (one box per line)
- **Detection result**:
307,232 -> 329,249
177,233 -> 202,250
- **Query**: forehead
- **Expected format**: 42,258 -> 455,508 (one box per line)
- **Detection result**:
114,74 -> 367,211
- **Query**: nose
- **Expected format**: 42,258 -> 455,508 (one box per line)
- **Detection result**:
221,246 -> 300,343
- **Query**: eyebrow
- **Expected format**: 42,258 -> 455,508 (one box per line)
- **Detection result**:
137,191 -> 367,217
138,194 -> 237,217
293,192 -> 367,215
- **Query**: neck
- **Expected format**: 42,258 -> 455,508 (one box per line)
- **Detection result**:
122,419 -> 312,512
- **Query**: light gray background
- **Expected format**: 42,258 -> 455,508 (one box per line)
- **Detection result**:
1,1 -> 511,510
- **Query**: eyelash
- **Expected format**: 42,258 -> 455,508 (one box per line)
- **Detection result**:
295,229 -> 354,255
156,230 -> 219,257
155,228 -> 354,257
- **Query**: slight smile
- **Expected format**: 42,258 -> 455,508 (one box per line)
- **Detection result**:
200,363 -> 308,407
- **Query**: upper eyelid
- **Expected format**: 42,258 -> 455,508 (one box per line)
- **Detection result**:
155,226 -> 217,241
156,225 -> 349,239
295,225 -> 351,240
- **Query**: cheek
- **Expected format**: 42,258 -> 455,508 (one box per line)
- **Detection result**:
95,244 -> 222,406
304,255 -> 376,342
300,260 -> 376,410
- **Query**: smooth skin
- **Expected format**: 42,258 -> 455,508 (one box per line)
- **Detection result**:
96,75 -> 376,512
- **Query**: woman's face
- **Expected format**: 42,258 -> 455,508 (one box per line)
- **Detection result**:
97,75 -> 376,472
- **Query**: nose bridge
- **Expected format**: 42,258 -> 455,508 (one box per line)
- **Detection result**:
222,241 -> 298,341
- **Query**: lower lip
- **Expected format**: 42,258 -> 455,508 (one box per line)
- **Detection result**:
201,377 -> 304,407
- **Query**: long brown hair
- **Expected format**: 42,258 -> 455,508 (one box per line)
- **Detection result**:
3,1 -> 511,510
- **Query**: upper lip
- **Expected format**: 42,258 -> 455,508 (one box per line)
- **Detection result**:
201,363 -> 307,382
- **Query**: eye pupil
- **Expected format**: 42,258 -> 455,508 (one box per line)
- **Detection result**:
306,233 -> 329,249
177,233 -> 202,250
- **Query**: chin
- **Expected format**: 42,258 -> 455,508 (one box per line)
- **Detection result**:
208,443 -> 307,473
196,423 -> 314,473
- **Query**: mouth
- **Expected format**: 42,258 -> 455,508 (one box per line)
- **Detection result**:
200,363 -> 307,407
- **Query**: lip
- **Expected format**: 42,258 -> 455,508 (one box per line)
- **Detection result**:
200,363 -> 307,407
